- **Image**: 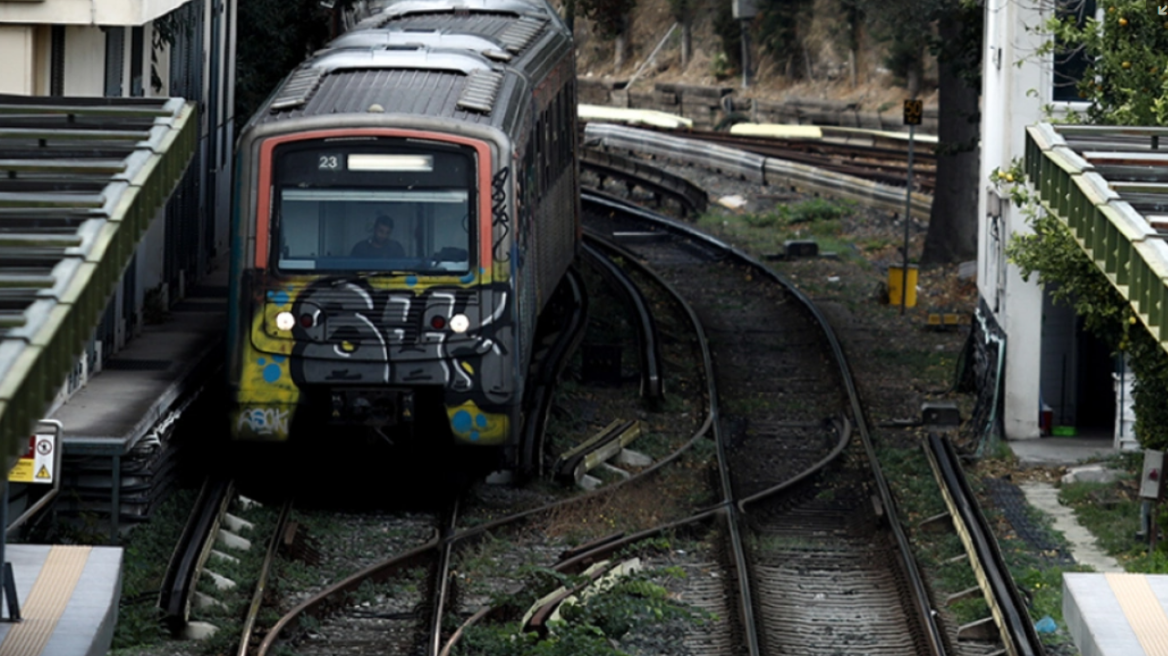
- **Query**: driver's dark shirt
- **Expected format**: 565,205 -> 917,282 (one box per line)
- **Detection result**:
351,238 -> 405,258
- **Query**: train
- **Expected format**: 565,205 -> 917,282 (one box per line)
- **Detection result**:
225,0 -> 580,473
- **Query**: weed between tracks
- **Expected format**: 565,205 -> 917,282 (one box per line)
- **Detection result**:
454,540 -> 711,656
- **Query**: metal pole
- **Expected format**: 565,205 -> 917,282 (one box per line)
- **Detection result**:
900,123 -> 916,315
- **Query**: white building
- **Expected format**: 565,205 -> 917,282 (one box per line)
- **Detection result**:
0,0 -> 236,395
978,0 -> 1129,444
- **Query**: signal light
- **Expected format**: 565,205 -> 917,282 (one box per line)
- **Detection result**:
431,315 -> 447,330
275,311 -> 295,331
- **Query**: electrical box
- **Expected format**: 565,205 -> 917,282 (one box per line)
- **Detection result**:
732,0 -> 757,19
1141,450 -> 1164,500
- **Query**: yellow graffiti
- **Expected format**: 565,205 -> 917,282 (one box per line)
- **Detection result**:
446,401 -> 509,446
460,361 -> 475,374
236,308 -> 301,441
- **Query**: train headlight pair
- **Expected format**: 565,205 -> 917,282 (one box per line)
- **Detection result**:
279,311 -> 469,333
434,314 -> 470,333
432,314 -> 470,333
276,311 -> 316,331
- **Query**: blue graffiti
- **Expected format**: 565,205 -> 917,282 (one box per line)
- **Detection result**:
263,364 -> 282,383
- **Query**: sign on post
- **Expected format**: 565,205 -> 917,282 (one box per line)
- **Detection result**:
1141,450 -> 1164,500
8,432 -> 55,485
903,99 -> 923,126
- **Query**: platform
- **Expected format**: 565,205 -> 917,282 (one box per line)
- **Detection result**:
0,545 -> 121,656
44,261 -> 227,535
1007,436 -> 1115,466
1064,572 -> 1168,656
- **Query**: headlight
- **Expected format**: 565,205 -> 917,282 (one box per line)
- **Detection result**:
450,313 -> 470,333
275,311 -> 296,331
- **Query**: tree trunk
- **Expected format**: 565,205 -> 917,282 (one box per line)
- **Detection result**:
921,13 -> 980,265
615,19 -> 629,71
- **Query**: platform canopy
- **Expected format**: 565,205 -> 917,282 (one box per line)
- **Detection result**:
1027,123 -> 1168,357
0,94 -> 197,464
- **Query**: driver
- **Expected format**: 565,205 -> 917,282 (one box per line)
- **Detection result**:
351,214 -> 405,258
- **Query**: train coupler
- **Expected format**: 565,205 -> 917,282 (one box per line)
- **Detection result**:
328,389 -> 414,427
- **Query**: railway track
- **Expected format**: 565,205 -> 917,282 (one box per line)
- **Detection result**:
585,122 -> 934,218
582,192 -> 946,654
577,164 -> 1049,655
146,173 -> 1043,656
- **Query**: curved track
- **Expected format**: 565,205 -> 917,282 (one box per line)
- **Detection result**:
582,191 -> 948,655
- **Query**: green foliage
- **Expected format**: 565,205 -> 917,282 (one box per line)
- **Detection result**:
456,565 -> 705,656
712,1 -> 741,73
235,0 -> 337,127
755,0 -> 809,72
745,198 -> 854,228
1043,0 -> 1168,125
1002,166 -> 1168,451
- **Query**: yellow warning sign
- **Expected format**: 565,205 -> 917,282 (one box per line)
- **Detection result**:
8,433 -> 54,484
8,460 -> 32,483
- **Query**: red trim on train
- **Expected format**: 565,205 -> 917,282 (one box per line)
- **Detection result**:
254,129 -> 494,272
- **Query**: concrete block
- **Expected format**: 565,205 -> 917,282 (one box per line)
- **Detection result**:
597,462 -> 631,479
616,448 -> 653,467
192,591 -> 226,610
216,529 -> 252,551
183,621 -> 219,640
209,549 -> 239,565
784,240 -> 819,258
222,513 -> 254,533
578,474 -> 602,491
922,401 -> 960,426
203,569 -> 237,591
1061,464 -> 1121,485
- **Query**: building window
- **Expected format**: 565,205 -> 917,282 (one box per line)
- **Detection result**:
130,26 -> 144,97
104,27 -> 125,97
50,25 -> 65,96
1053,0 -> 1095,102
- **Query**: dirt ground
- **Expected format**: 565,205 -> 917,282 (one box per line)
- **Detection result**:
567,0 -> 939,111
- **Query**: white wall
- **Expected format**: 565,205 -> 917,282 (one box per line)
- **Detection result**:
63,25 -> 105,96
0,26 -> 34,94
0,0 -> 189,26
979,0 -> 1059,439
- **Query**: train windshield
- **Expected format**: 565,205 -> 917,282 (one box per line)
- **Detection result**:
272,140 -> 475,274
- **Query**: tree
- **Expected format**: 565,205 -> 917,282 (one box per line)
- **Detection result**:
920,0 -> 982,264
667,0 -> 696,67
578,0 -> 638,69
1045,0 -> 1168,125
235,0 -> 335,126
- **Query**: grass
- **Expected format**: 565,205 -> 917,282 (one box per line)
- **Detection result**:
1058,461 -> 1168,572
695,198 -> 860,262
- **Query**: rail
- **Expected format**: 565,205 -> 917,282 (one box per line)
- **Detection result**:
925,434 -> 1044,656
582,191 -> 950,655
580,240 -> 664,401
584,121 -> 933,218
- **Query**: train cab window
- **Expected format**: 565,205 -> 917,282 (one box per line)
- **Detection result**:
271,141 -> 475,274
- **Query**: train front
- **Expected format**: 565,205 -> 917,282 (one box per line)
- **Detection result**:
227,129 -> 517,451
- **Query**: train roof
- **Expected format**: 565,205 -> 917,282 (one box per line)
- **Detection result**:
256,0 -> 570,131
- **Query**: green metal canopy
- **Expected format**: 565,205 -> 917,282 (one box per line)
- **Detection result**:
1027,123 -> 1168,353
0,94 -> 197,462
